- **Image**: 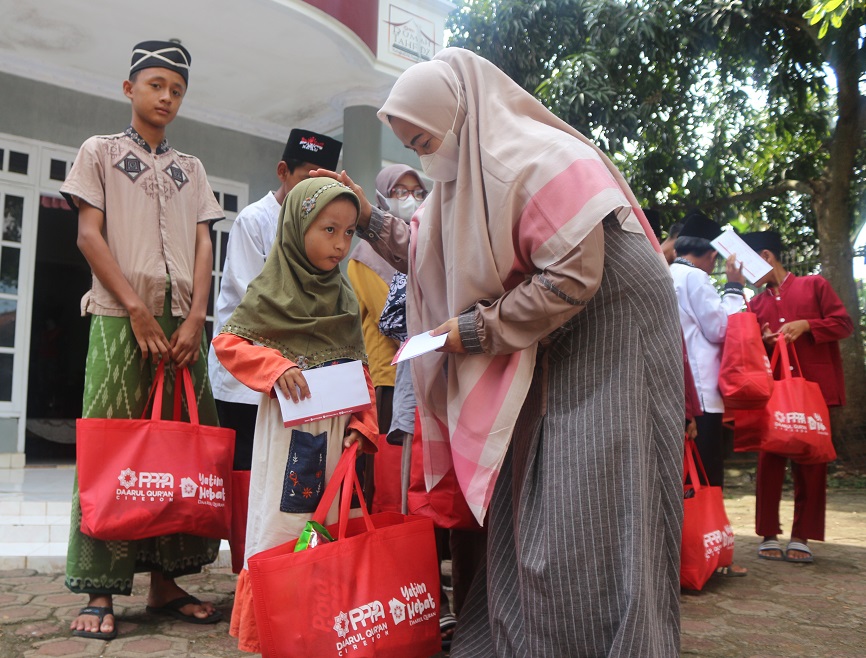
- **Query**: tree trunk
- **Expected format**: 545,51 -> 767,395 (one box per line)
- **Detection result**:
813,184 -> 866,466
814,24 -> 866,467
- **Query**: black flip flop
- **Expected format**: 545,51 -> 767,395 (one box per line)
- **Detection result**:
71,605 -> 118,640
146,595 -> 222,625
714,565 -> 748,578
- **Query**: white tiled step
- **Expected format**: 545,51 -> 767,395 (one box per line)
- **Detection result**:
0,465 -> 230,573
0,501 -> 72,516
1,501 -> 73,542
1,524 -> 68,542
0,538 -> 232,573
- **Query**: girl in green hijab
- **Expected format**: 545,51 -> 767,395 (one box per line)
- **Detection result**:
212,177 -> 379,654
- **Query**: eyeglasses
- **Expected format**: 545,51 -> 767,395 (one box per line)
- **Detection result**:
391,185 -> 427,202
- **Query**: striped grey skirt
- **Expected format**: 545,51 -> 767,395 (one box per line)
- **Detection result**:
451,217 -> 684,657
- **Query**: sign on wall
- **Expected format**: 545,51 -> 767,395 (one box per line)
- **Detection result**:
378,1 -> 452,70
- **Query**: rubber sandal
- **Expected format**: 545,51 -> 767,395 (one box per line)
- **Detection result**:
757,539 -> 784,561
714,565 -> 748,578
71,605 -> 118,640
146,595 -> 222,624
785,541 -> 814,563
440,612 -> 457,651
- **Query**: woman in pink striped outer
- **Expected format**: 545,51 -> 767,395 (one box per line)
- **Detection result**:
318,47 -> 685,657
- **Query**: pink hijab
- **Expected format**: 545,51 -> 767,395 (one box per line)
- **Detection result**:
378,48 -> 661,524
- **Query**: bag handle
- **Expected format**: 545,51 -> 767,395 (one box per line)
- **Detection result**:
311,442 -> 358,526
171,367 -> 200,425
146,363 -> 200,425
786,339 -> 804,376
338,458 -> 375,540
770,336 -> 801,382
311,442 -> 375,538
142,361 -> 167,421
683,438 -> 700,491
683,438 -> 710,490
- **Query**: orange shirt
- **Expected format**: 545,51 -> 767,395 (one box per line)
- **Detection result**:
212,332 -> 379,450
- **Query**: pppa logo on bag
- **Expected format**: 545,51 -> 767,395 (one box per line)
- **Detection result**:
115,468 -> 174,502
118,468 -> 137,489
703,523 -> 734,559
772,411 -> 828,435
333,601 -> 390,654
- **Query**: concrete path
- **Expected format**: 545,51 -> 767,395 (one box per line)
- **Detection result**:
1,472 -> 864,657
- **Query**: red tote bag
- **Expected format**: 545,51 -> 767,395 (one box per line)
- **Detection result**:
719,302 -> 774,410
248,443 -> 442,658
759,339 -> 836,464
680,439 -> 735,591
229,470 -> 251,574
372,434 -> 403,514
730,406 -> 764,454
77,363 -> 235,541
407,413 -> 481,531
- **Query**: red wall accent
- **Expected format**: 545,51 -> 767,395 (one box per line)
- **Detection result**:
304,0 -> 378,54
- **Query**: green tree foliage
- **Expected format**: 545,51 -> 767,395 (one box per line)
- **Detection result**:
448,2 -> 856,242
448,0 -> 866,456
805,0 -> 865,38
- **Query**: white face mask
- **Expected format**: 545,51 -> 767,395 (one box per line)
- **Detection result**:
389,195 -> 421,221
418,71 -> 462,183
419,130 -> 459,182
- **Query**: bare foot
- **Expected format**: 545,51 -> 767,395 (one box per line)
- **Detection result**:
69,594 -> 115,637
147,572 -> 217,622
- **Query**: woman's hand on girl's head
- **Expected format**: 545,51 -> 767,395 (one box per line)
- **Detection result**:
309,169 -> 373,230
276,366 -> 310,403
432,317 -> 467,354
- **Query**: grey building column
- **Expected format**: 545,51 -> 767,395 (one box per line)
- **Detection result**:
342,105 -> 382,203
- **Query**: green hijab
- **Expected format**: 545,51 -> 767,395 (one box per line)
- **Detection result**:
221,178 -> 366,369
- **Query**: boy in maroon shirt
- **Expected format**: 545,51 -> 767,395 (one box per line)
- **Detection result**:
742,231 -> 853,563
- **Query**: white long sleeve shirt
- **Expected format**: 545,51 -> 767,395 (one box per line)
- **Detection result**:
207,192 -> 281,404
671,261 -> 744,413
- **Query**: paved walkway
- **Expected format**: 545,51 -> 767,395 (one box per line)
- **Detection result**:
1,472 -> 864,657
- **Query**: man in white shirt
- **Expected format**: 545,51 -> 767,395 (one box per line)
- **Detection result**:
671,210 -> 745,488
208,129 -> 342,469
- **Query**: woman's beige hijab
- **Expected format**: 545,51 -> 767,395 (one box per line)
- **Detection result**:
222,178 -> 366,369
378,48 -> 662,524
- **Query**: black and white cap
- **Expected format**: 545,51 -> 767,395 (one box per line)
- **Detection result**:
130,40 -> 192,85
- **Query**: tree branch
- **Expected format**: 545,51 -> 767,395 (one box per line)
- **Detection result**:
762,8 -> 824,53
656,179 -> 814,213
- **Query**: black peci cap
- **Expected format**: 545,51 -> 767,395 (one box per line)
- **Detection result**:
281,129 -> 342,171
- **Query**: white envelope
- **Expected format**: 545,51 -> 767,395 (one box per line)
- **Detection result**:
274,360 -> 371,428
710,229 -> 773,285
391,331 -> 448,365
